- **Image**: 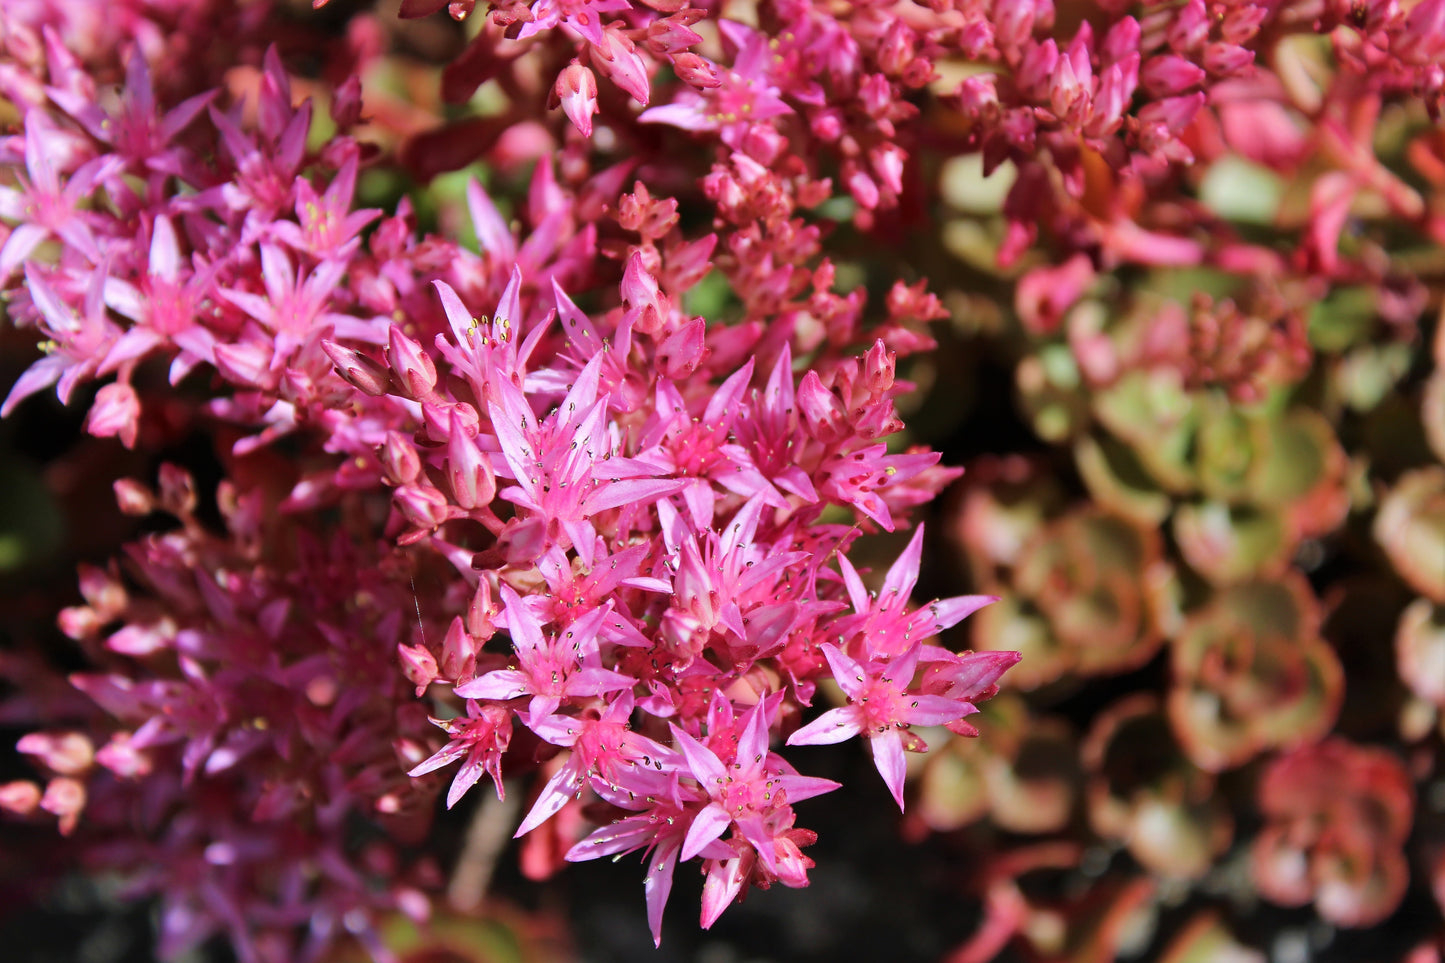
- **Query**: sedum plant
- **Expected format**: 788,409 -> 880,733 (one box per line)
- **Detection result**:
1,0 -> 1444,961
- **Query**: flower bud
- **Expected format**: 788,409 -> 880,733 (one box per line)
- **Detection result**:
554,62 -> 598,137
671,52 -> 721,89
380,431 -> 421,485
113,478 -> 154,516
0,781 -> 41,816
323,339 -> 392,396
386,325 -> 438,400
1142,54 -> 1206,97
645,19 -> 703,55
466,578 -> 498,640
593,29 -> 651,105
157,463 -> 197,515
86,382 -> 140,448
398,641 -> 439,694
331,74 -> 364,131
95,733 -> 152,779
447,410 -> 496,509
847,167 -> 880,210
17,731 -> 94,776
395,483 -> 450,531
41,776 -> 86,835
440,616 -> 480,680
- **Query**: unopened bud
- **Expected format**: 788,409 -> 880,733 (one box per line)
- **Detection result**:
0,781 -> 41,816
113,478 -> 154,516
671,52 -> 721,89
440,616 -> 480,680
553,62 -> 598,137
380,431 -> 421,485
323,339 -> 392,396
386,326 -> 437,400
398,641 -> 439,694
447,411 -> 496,510
395,483 -> 450,531
17,731 -> 94,776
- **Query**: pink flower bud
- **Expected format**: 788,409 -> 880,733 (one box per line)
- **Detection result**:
871,144 -> 906,196
380,431 -> 422,485
1088,56 -> 1139,136
0,781 -> 41,816
810,108 -> 844,142
877,21 -> 915,76
863,340 -> 896,395
386,326 -> 438,399
106,623 -> 172,656
739,124 -> 786,165
1017,38 -> 1060,94
331,74 -> 364,131
86,383 -> 140,448
593,29 -> 651,105
554,62 -> 598,137
447,411 -> 496,510
95,733 -> 152,779
323,339 -> 393,396
466,578 -> 498,640
58,606 -> 101,640
17,731 -> 94,776
440,616 -> 479,680
859,73 -> 892,117
398,641 -> 439,694
994,0 -> 1037,50
112,478 -> 154,516
1138,91 -> 1206,134
1102,16 -> 1141,60
1142,54 -> 1206,96
847,167 -> 880,210
41,777 -> 86,835
646,19 -> 704,55
1203,42 -> 1253,76
395,483 -> 450,531
672,52 -> 721,89
1168,0 -> 1209,50
157,464 -> 197,515
658,316 -> 707,379
422,400 -> 479,445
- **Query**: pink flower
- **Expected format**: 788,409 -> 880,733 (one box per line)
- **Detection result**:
671,700 -> 839,883
788,642 -> 976,810
451,584 -> 634,724
409,701 -> 514,808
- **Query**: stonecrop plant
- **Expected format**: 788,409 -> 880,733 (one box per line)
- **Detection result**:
0,0 -> 1443,962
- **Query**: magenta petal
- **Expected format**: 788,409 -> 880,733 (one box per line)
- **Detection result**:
645,837 -> 681,948
671,724 -> 727,787
515,757 -> 582,836
902,694 -> 971,727
870,730 -> 907,811
787,708 -> 859,746
681,802 -> 730,862
452,669 -> 530,700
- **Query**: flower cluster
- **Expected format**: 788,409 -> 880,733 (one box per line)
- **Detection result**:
4,0 -> 1445,960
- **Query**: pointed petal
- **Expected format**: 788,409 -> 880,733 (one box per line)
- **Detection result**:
681,802 -> 731,862
880,525 -> 925,603
870,730 -> 907,811
671,724 -> 727,787
515,757 -> 583,836
786,707 -> 860,746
